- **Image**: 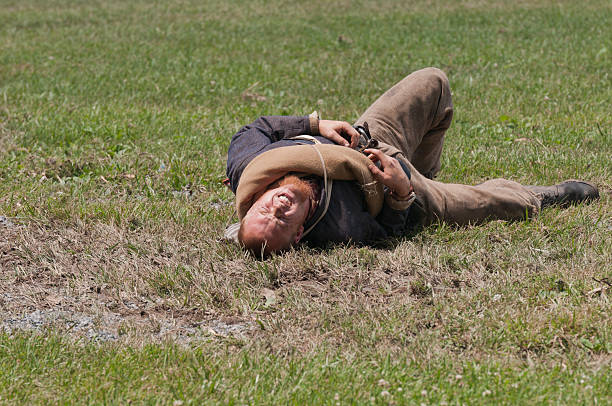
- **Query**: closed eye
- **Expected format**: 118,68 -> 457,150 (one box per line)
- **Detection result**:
259,206 -> 290,224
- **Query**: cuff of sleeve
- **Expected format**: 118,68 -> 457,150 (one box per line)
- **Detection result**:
385,191 -> 416,211
309,111 -> 320,135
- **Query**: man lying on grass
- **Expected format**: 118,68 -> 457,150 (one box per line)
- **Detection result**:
224,68 -> 599,255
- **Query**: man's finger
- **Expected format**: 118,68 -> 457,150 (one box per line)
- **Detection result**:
343,123 -> 360,148
364,148 -> 389,165
367,153 -> 380,163
368,163 -> 385,180
328,130 -> 349,146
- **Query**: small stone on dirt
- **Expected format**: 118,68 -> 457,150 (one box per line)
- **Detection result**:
0,216 -> 14,227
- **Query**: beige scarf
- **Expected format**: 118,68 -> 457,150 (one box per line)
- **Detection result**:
236,144 -> 384,220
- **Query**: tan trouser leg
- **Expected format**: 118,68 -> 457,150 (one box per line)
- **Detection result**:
356,67 -> 540,225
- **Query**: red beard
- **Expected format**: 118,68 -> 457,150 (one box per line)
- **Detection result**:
276,175 -> 315,202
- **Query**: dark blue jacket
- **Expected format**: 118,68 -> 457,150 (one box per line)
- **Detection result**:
226,116 -> 410,246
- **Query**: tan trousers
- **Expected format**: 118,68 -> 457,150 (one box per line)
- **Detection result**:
355,67 -> 540,226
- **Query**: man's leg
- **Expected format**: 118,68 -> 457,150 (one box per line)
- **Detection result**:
356,67 -> 452,179
356,67 -> 541,225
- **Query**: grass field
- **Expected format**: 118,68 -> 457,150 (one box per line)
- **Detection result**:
1,0 -> 611,403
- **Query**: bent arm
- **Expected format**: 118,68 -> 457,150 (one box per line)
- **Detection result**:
366,148 -> 414,237
226,115 -> 314,193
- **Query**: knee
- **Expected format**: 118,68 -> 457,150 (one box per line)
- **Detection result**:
417,68 -> 452,114
420,66 -> 447,78
419,67 -> 450,92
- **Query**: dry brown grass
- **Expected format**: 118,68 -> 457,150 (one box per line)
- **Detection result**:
2,193 -> 610,364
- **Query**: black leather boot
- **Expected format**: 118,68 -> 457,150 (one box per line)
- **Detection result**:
526,180 -> 599,208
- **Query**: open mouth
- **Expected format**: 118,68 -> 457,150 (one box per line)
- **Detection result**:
278,194 -> 291,205
277,192 -> 294,207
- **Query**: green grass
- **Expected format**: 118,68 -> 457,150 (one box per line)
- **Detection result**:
1,333 -> 610,404
0,0 -> 611,404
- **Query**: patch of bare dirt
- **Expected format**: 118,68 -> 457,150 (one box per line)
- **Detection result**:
0,218 -> 254,345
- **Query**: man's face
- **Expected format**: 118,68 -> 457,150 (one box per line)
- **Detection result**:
240,181 -> 311,253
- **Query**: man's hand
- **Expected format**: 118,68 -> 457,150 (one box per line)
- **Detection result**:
364,148 -> 412,198
319,120 -> 360,148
